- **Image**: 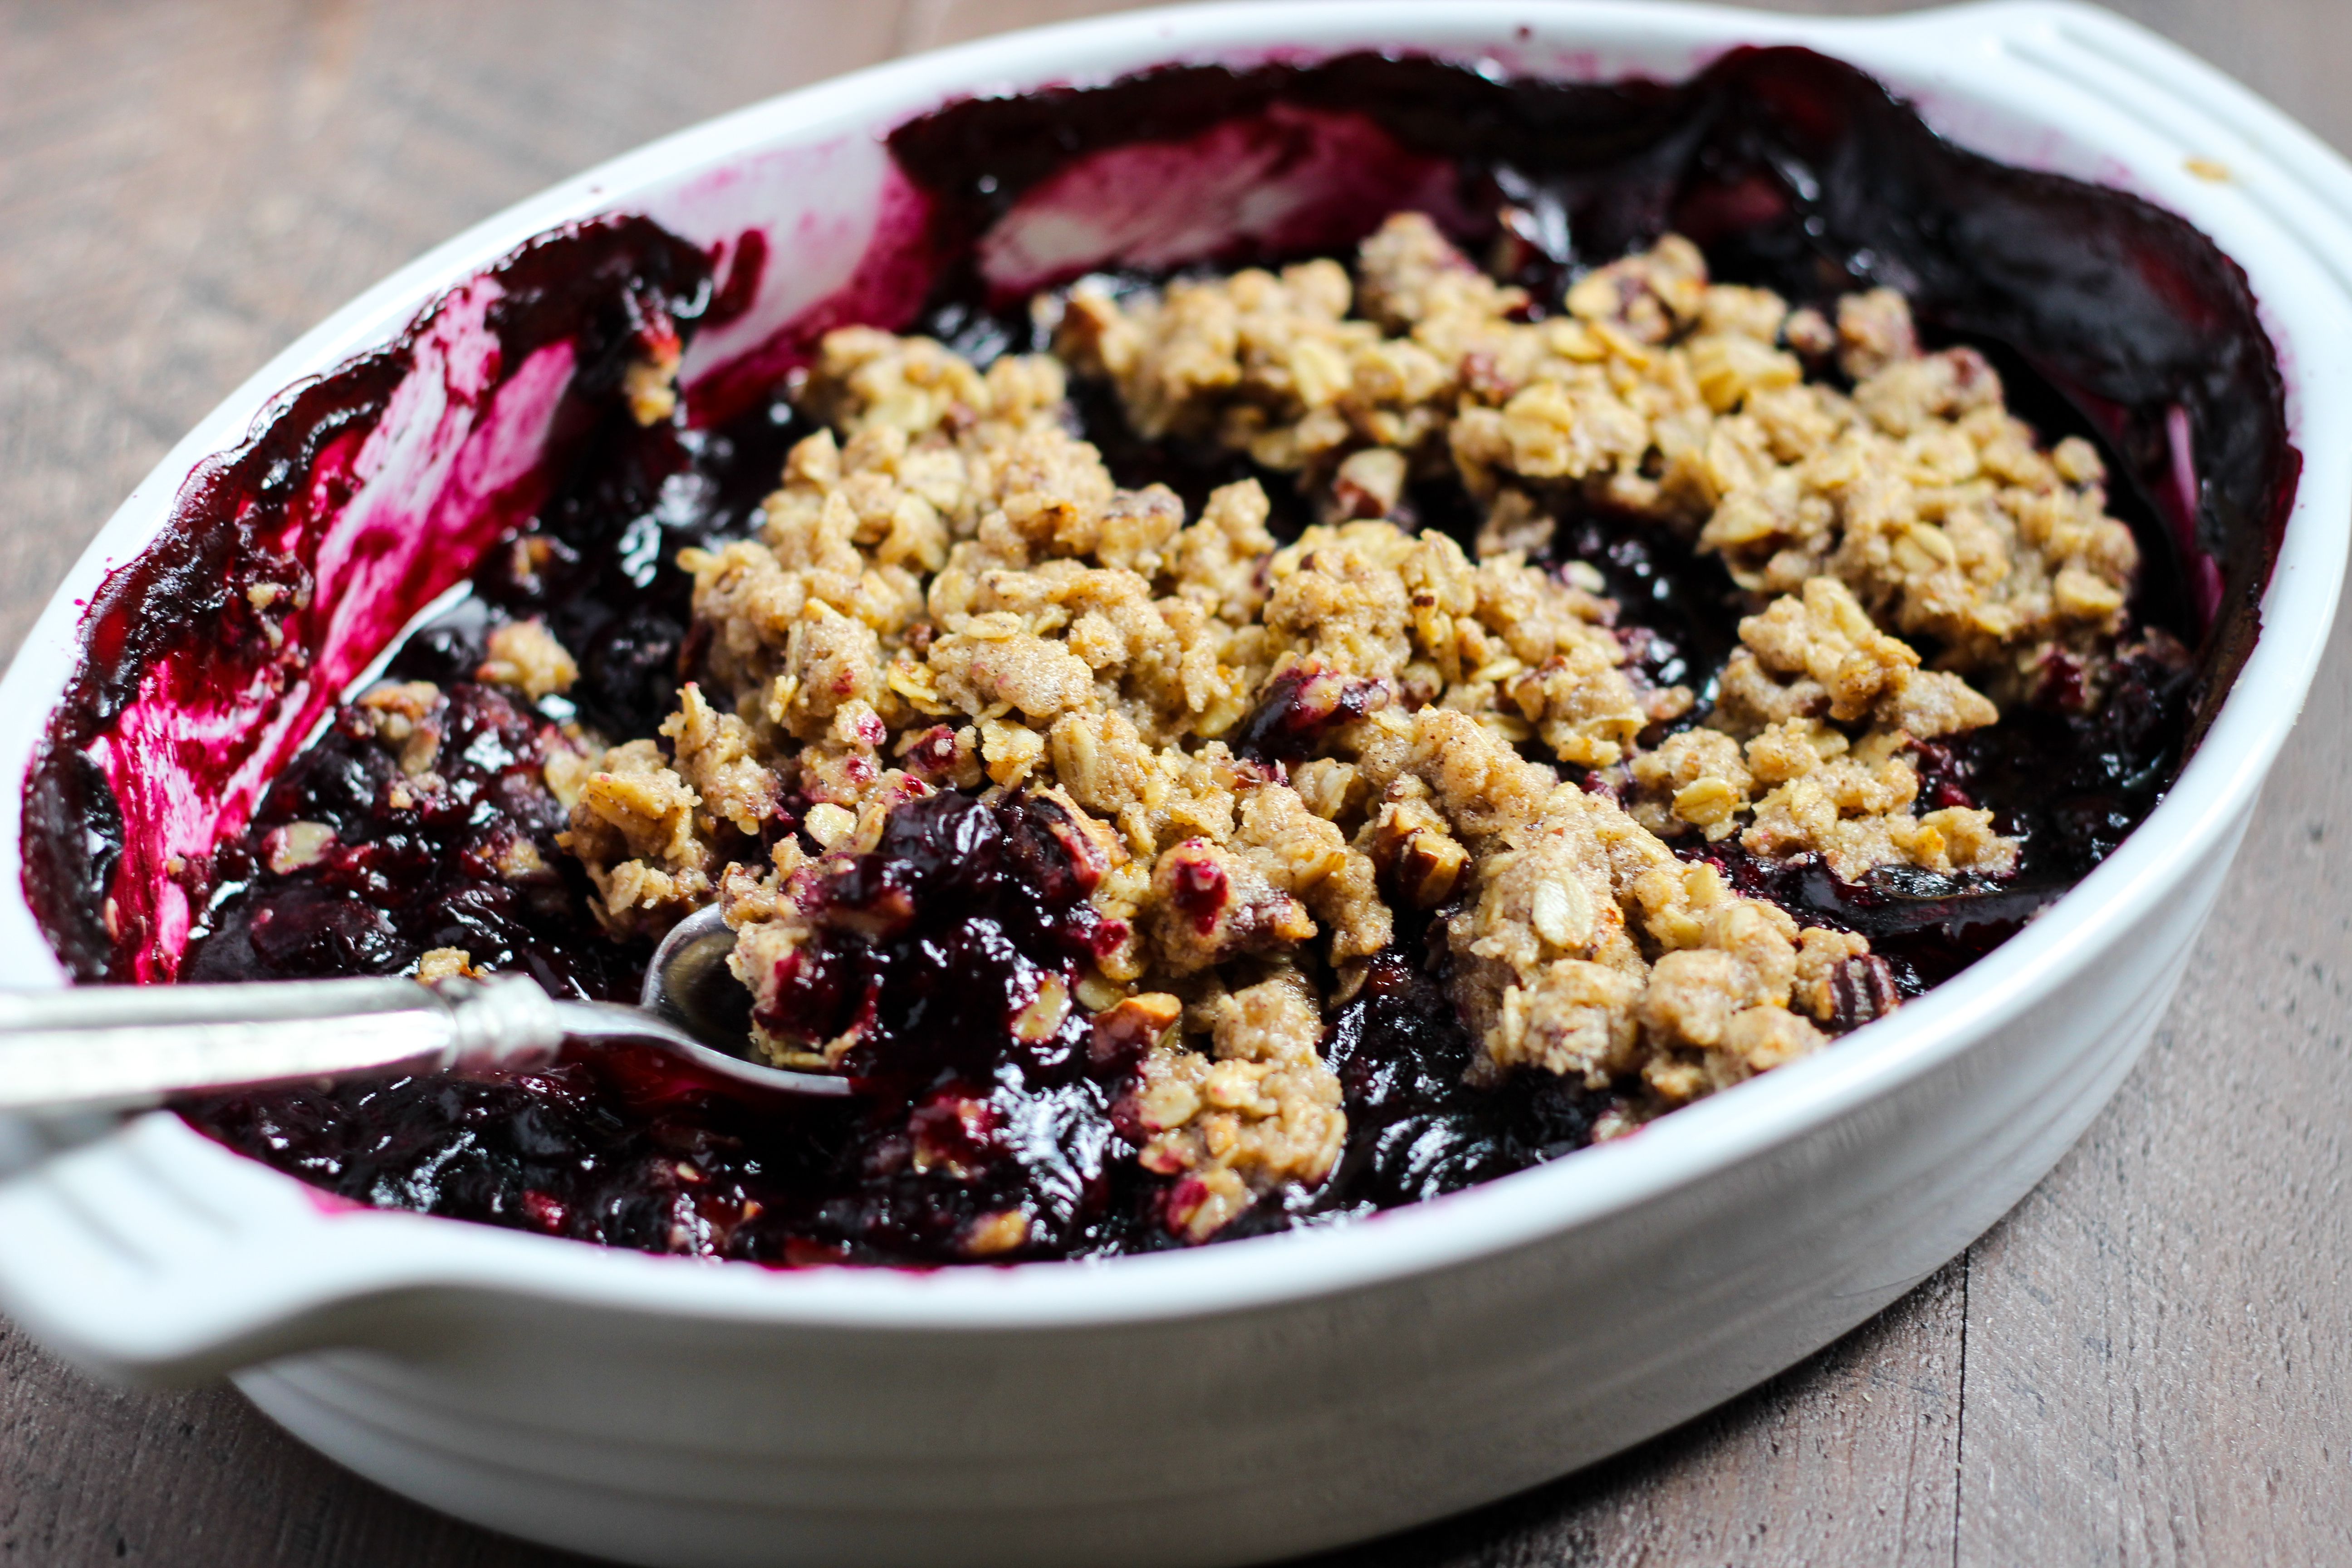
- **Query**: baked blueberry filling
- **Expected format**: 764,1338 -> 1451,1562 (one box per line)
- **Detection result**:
28,48 -> 2287,1266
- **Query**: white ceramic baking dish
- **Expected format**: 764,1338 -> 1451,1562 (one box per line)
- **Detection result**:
0,3 -> 2346,1564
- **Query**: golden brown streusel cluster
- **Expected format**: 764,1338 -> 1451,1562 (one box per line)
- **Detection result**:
510,214 -> 2135,1238
1066,213 -> 2137,703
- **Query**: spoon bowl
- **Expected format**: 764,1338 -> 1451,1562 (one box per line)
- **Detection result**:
641,904 -> 757,1048
559,903 -> 853,1097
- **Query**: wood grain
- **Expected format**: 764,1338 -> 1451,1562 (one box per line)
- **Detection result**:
1952,609 -> 2352,1567
0,2 -> 2346,1563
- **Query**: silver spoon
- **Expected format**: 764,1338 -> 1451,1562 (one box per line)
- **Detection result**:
0,903 -> 849,1119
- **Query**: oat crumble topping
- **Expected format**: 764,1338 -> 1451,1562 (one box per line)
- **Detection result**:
483,214 -> 2132,1243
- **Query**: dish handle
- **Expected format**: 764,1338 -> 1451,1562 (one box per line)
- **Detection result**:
0,1112 -> 451,1386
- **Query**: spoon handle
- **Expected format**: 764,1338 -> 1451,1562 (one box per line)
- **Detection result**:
0,975 -> 567,1115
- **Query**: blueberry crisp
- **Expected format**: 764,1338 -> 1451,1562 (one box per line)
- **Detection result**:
175,214 -> 2190,1263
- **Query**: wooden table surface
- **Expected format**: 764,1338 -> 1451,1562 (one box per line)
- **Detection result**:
3,1 -> 2349,1562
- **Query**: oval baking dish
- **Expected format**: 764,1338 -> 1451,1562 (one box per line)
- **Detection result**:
0,4 -> 2346,1565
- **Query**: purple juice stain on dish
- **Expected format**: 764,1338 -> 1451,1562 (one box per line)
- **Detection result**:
683,168 -> 948,430
31,47 -> 2299,1266
973,103 -> 1475,301
702,230 -> 769,331
23,217 -> 716,982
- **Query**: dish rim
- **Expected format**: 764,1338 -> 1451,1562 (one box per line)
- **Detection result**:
0,0 -> 2347,1335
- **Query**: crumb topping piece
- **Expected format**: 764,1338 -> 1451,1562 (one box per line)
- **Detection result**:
1134,966 -> 1346,1240
414,947 -> 483,984
559,740 -> 715,938
476,618 -> 580,701
1628,577 -> 2016,879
